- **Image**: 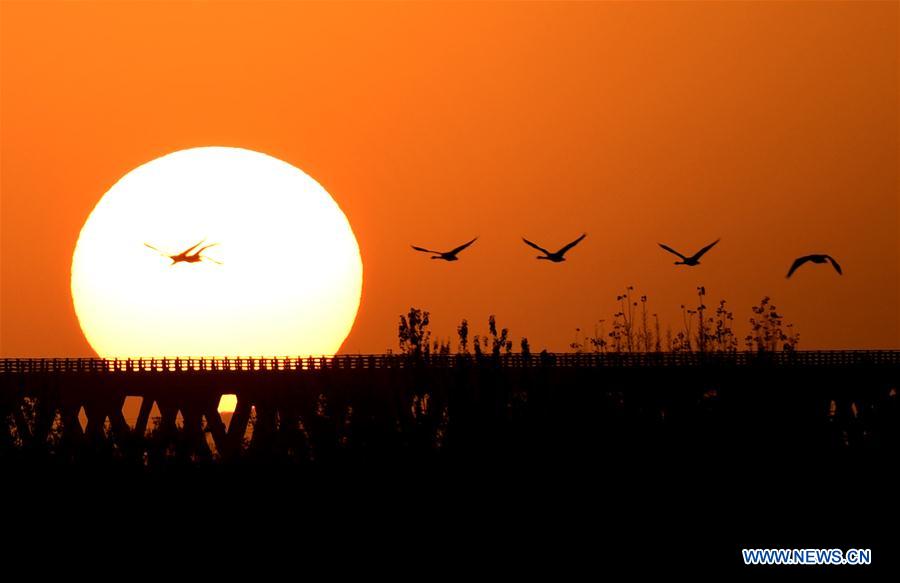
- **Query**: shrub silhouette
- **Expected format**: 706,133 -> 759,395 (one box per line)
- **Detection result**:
746,296 -> 800,352
575,286 -> 794,355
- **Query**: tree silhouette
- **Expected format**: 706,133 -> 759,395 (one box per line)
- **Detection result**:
398,307 -> 432,358
457,319 -> 469,353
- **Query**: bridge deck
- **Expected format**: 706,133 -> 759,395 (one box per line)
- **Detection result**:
2,350 -> 899,374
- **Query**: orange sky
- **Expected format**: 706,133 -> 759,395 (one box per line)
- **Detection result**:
1,1 -> 898,356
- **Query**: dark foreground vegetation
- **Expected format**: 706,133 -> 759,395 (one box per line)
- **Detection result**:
3,348 -> 897,573
4,289 -> 859,472
2,351 -> 898,470
2,295 -> 897,573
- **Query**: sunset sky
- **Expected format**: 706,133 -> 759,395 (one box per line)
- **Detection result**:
1,1 -> 897,356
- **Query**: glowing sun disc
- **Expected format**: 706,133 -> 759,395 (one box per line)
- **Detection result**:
71,147 -> 363,358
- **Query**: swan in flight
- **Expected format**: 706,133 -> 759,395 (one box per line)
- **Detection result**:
411,237 -> 478,261
786,254 -> 842,278
144,239 -> 222,265
657,239 -> 720,267
522,233 -> 587,262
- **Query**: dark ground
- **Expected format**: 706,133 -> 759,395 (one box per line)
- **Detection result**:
3,450 -> 897,577
3,354 -> 897,576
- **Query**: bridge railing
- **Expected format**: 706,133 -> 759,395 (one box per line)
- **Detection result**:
1,350 -> 898,373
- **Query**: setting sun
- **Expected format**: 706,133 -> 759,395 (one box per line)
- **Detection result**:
2,2 -> 897,565
70,146 -> 363,358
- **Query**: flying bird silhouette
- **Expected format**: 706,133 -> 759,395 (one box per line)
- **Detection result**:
522,233 -> 586,262
144,239 -> 222,265
786,254 -> 842,278
657,239 -> 720,266
411,237 -> 478,261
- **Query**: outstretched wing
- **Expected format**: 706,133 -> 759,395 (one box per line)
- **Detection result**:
144,243 -> 168,256
557,233 -> 587,256
411,245 -> 441,255
692,238 -> 720,261
825,255 -> 842,275
195,242 -> 219,255
657,243 -> 687,260
195,242 -> 222,264
448,237 -> 478,256
786,256 -> 811,278
522,237 -> 552,256
180,239 -> 207,256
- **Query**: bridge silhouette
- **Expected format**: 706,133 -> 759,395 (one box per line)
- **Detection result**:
2,351 -> 898,467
